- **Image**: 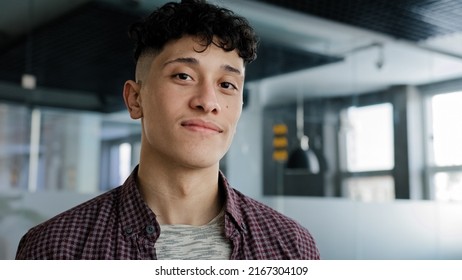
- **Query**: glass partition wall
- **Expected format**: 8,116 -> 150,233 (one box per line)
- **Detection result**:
0,104 -> 140,193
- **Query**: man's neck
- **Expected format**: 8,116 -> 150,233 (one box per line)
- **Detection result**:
136,161 -> 223,226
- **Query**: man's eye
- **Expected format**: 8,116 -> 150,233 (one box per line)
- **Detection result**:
220,82 -> 237,90
175,73 -> 191,80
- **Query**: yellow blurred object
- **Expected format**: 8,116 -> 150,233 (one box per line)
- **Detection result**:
272,124 -> 288,135
273,137 -> 288,148
272,150 -> 288,161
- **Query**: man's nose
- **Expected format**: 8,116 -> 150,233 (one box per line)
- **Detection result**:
189,82 -> 221,113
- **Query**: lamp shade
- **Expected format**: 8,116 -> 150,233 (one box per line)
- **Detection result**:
286,146 -> 320,173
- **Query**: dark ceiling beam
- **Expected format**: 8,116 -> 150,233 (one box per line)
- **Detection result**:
0,81 -> 122,112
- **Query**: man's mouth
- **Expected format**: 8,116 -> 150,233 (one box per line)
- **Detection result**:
181,119 -> 224,133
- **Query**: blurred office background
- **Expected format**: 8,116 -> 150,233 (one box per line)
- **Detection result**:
1,0 -> 462,259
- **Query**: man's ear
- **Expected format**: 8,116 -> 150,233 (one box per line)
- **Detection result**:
123,80 -> 143,119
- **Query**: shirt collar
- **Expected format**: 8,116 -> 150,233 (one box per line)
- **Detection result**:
219,170 -> 246,234
119,166 -> 159,238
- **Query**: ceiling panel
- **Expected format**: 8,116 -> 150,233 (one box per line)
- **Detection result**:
0,1 -> 139,112
255,0 -> 462,42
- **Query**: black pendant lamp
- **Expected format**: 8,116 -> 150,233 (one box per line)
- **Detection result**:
286,95 -> 320,173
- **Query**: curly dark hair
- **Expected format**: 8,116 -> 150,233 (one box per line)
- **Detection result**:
128,0 -> 258,65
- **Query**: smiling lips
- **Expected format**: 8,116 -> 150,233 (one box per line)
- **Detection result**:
181,119 -> 224,133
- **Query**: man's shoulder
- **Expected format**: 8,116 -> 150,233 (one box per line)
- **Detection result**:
42,187 -> 119,224
15,187 -> 121,259
228,188 -> 320,259
233,189 -> 308,232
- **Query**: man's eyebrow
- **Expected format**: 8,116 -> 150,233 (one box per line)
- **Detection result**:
163,57 -> 198,67
222,64 -> 242,76
164,57 -> 242,76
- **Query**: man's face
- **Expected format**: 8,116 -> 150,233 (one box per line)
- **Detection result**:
127,36 -> 245,170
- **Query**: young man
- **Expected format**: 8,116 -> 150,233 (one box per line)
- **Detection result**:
16,0 -> 320,259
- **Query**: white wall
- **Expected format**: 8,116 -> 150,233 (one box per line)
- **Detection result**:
263,197 -> 462,260
227,82 -> 264,200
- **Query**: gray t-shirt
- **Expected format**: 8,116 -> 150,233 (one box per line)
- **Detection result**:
155,210 -> 231,260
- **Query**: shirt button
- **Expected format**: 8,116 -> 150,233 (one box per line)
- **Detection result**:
145,224 -> 155,235
124,226 -> 133,235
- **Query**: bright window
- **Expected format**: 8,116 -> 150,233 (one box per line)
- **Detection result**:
434,172 -> 462,202
429,91 -> 462,202
340,103 -> 395,201
431,91 -> 462,166
344,176 -> 395,202
343,103 -> 394,172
